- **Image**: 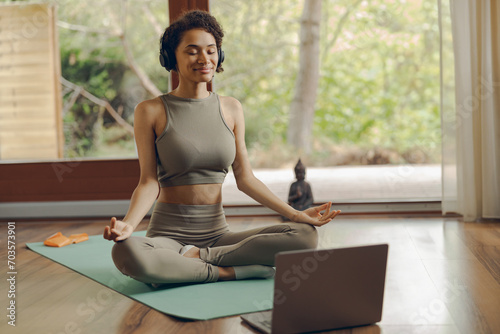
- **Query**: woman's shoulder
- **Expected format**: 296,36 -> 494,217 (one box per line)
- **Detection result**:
136,96 -> 164,112
218,94 -> 243,111
134,96 -> 165,120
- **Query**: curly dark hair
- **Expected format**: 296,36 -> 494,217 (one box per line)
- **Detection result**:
160,10 -> 224,73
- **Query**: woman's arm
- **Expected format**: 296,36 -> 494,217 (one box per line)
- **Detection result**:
226,97 -> 339,224
121,179 -> 158,230
122,100 -> 160,228
241,175 -> 298,220
104,100 -> 160,241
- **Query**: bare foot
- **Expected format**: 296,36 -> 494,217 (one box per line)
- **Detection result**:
182,246 -> 200,259
218,266 -> 236,281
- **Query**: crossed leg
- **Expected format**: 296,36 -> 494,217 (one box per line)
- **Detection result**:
198,221 -> 318,266
111,235 -> 220,284
111,222 -> 317,285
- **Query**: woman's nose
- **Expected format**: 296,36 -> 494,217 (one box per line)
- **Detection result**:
198,52 -> 209,64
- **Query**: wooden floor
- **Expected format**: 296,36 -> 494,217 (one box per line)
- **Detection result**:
1,214 -> 499,334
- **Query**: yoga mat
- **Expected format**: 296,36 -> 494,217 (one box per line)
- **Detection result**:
26,231 -> 274,320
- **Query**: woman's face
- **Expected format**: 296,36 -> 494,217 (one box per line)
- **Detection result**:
174,28 -> 218,83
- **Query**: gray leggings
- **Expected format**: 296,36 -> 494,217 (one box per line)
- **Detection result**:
111,202 -> 318,285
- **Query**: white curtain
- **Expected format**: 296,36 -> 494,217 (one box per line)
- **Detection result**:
440,0 -> 500,221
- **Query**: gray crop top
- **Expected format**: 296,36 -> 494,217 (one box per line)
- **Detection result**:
155,92 -> 236,187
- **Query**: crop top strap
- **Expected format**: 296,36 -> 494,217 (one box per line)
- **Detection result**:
155,94 -> 172,143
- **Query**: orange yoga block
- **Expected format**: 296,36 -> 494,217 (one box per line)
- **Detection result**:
69,233 -> 89,244
44,232 -> 71,247
44,232 -> 89,247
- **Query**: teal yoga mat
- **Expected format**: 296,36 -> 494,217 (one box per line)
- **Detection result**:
26,231 -> 274,320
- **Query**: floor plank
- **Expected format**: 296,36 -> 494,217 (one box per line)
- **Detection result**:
1,215 -> 499,334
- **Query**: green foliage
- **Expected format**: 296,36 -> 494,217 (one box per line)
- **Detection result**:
60,48 -> 130,156
52,0 -> 451,165
212,0 -> 450,164
53,0 -> 168,157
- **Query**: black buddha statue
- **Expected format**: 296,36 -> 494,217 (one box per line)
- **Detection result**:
282,158 -> 314,221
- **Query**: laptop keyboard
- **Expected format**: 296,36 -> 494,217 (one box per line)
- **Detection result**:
241,310 -> 273,333
260,318 -> 272,330
256,312 -> 273,330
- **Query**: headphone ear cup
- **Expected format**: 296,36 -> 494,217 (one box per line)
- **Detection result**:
217,49 -> 225,69
159,49 -> 172,71
159,53 -> 166,68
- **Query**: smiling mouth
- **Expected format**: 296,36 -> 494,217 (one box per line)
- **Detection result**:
196,67 -> 212,72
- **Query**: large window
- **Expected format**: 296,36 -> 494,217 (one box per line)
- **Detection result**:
2,0 -> 451,166
0,0 -> 455,206
211,0 -> 450,169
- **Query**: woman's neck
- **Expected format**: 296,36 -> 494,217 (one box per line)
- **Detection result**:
171,81 -> 210,99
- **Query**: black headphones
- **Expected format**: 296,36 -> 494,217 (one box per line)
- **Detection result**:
159,45 -> 225,72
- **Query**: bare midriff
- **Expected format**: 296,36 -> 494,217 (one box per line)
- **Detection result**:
158,183 -> 223,205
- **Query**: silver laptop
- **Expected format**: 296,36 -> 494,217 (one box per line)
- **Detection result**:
240,244 -> 388,334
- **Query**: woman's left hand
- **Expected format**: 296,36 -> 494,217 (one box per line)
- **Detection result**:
291,202 -> 341,227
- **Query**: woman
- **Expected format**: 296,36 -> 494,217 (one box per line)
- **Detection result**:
103,10 -> 340,286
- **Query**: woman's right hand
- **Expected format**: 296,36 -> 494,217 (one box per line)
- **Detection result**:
103,217 -> 134,242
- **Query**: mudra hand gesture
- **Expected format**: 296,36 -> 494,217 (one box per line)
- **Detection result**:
292,202 -> 340,227
103,217 -> 134,242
